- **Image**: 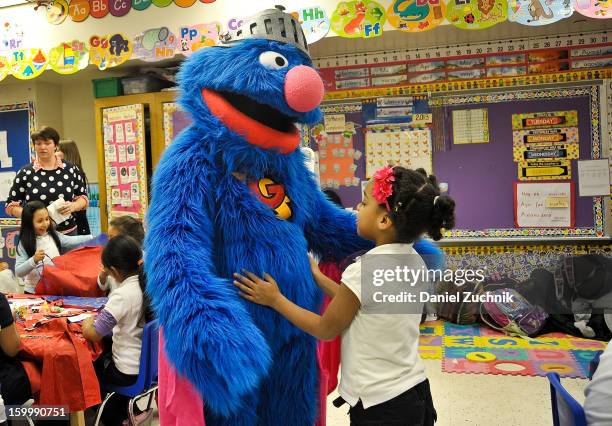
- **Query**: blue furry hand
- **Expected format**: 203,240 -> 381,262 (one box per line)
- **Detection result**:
158,285 -> 272,416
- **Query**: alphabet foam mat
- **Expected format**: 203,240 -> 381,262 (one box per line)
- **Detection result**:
418,320 -> 607,378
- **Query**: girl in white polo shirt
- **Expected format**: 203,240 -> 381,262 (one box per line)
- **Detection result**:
235,166 -> 455,425
82,235 -> 150,426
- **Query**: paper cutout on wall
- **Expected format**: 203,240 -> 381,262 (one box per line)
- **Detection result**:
151,0 -> 172,7
508,0 -> 573,25
174,0 -> 196,7
331,1 -> 386,38
574,0 -> 610,18
0,21 -> 24,53
48,40 -> 89,74
512,110 -> 578,130
89,34 -> 132,70
109,0 -> 131,16
90,0 -> 110,18
386,0 -> 447,32
178,22 -> 219,55
9,49 -> 48,80
132,0 -> 152,11
292,6 -> 330,44
133,27 -> 178,61
68,0 -> 90,22
0,56 -> 8,82
446,0 -> 508,29
46,0 -> 69,24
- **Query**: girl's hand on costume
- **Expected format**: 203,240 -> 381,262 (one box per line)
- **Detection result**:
309,255 -> 322,280
34,250 -> 45,263
234,270 -> 282,308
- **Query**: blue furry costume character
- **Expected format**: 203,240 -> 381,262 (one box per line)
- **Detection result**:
146,7 -> 443,425
146,8 -> 366,424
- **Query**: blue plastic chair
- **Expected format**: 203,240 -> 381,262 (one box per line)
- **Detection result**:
547,372 -> 587,426
94,320 -> 159,426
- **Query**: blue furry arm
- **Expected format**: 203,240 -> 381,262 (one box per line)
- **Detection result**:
413,239 -> 446,271
145,145 -> 271,416
305,191 -> 373,262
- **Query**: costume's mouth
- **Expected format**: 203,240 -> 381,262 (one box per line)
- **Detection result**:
219,91 -> 295,134
202,89 -> 300,154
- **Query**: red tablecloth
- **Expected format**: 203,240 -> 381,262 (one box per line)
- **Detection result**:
16,312 -> 104,411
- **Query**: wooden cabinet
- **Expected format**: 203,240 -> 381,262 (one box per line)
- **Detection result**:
94,91 -> 180,231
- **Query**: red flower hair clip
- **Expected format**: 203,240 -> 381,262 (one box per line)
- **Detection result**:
372,166 -> 395,211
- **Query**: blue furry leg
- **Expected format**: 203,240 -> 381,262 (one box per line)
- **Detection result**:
258,334 -> 319,426
204,389 -> 260,426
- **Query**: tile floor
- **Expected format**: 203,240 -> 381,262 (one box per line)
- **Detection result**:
150,359 -> 588,426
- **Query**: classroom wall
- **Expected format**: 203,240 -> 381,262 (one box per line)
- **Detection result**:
0,81 -> 36,105
61,80 -> 98,181
0,81 -> 63,135
35,82 -> 64,135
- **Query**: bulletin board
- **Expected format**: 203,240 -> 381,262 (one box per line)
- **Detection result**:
0,102 -> 35,226
102,104 -> 148,222
310,102 -> 366,208
162,102 -> 191,147
431,85 -> 607,240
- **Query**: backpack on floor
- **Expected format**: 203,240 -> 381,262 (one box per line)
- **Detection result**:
480,288 -> 549,337
553,254 -> 612,311
436,280 -> 483,325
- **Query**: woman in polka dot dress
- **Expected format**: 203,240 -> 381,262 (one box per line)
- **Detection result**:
5,127 -> 89,235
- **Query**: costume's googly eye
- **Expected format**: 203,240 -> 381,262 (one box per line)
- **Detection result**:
259,51 -> 288,70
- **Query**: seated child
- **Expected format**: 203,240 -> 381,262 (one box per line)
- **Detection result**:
82,235 -> 150,426
98,216 -> 145,294
15,201 -> 92,294
0,292 -> 32,424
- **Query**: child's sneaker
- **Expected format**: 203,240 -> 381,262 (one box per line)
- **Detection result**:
425,313 -> 438,322
122,408 -> 154,426
574,320 -> 596,338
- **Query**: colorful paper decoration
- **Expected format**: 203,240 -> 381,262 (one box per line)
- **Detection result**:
174,0 -> 196,7
386,0 -> 447,32
1,21 -> 24,52
330,1 -> 386,38
446,0 -> 508,29
48,40 -> 89,74
0,56 -> 8,82
46,0 -> 69,24
68,0 -> 90,22
132,0 -> 152,11
574,0 -> 611,17
109,0 -> 131,16
90,0 -> 110,18
133,27 -> 178,62
292,6 -> 330,44
89,34 -> 132,70
178,22 -> 220,55
151,0 -> 172,7
512,110 -> 578,130
508,0 -> 574,25
9,49 -> 48,80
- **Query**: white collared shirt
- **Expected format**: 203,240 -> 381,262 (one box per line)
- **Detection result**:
339,243 -> 428,409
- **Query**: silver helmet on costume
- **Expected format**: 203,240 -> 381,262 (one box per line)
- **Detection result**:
219,5 -> 310,57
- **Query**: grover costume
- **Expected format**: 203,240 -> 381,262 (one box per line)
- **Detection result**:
146,7 -> 369,425
146,6 -> 445,425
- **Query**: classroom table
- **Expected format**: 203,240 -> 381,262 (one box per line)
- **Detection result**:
8,294 -> 107,426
